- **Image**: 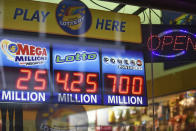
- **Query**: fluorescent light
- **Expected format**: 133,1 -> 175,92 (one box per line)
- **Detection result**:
33,0 -> 61,4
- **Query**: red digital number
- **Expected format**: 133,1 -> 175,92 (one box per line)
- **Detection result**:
132,76 -> 143,95
16,69 -> 32,90
56,72 -> 70,92
70,72 -> 84,93
106,74 -> 144,95
34,70 -> 47,91
55,71 -> 98,93
119,76 -> 130,95
16,69 -> 47,91
106,75 -> 117,93
86,73 -> 98,93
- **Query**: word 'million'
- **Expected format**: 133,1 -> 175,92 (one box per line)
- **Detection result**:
58,93 -> 98,104
107,95 -> 144,105
0,91 -> 46,102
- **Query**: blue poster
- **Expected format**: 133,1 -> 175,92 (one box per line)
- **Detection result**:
102,48 -> 147,106
0,37 -> 50,103
0,38 -> 50,69
53,44 -> 101,105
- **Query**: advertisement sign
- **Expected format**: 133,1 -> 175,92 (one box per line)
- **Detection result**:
0,37 -> 147,106
53,44 -> 102,105
102,48 -> 147,106
0,38 -> 50,103
0,0 -> 141,43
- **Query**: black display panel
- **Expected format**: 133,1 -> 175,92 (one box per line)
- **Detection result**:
2,67 -> 49,92
104,73 -> 144,96
54,70 -> 99,94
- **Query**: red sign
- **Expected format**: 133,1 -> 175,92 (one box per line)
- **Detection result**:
96,126 -> 112,131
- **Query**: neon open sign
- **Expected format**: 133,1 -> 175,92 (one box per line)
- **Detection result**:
147,29 -> 196,58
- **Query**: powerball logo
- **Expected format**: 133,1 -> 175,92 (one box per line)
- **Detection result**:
0,39 -> 47,66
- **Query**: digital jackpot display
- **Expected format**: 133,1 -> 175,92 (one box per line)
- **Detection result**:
0,38 -> 50,103
0,37 -> 147,106
102,49 -> 147,106
53,45 -> 101,105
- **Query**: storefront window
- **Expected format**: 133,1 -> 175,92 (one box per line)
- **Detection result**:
0,0 -> 196,131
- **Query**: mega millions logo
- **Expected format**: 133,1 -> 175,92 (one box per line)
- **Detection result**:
56,0 -> 92,35
0,39 -> 47,66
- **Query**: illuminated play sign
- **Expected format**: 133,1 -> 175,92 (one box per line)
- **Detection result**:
102,49 -> 147,106
147,29 -> 196,58
0,38 -> 50,103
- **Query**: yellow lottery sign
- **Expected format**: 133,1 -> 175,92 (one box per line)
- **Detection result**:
0,0 -> 142,44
